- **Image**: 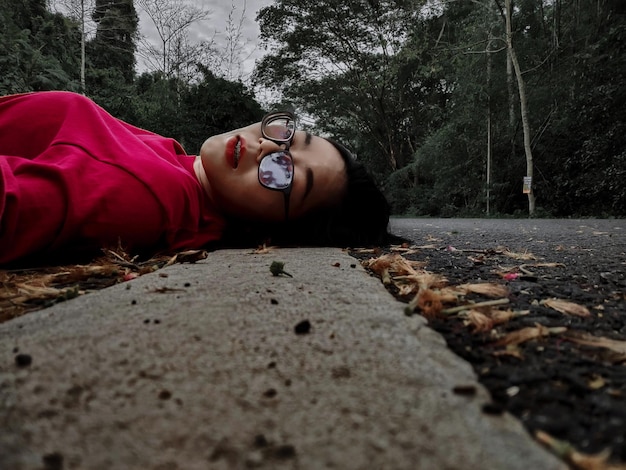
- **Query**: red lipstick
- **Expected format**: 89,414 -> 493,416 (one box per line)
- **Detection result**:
225,136 -> 246,169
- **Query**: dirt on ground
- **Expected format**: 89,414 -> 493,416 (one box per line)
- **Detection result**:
352,218 -> 626,469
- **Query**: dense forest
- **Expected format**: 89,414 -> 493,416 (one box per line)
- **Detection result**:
1,0 -> 624,217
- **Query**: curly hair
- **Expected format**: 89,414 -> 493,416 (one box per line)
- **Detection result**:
218,138 -> 391,248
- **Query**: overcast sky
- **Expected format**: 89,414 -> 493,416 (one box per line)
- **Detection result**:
137,0 -> 274,81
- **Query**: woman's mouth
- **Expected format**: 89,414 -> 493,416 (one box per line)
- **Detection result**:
226,136 -> 246,169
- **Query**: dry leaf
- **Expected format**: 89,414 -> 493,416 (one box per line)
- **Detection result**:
566,332 -> 626,356
364,253 -> 423,278
462,310 -> 494,332
164,249 -> 207,266
542,298 -> 591,317
587,375 -> 607,390
526,262 -> 566,269
493,324 -> 567,347
406,288 -> 445,319
381,268 -> 392,285
492,346 -> 525,360
459,283 -> 509,298
389,244 -> 418,255
490,309 -> 529,325
253,244 -> 273,254
442,298 -> 510,315
501,248 -> 537,260
535,430 -> 626,470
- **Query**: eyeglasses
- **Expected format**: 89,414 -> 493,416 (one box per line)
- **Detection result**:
259,112 -> 296,221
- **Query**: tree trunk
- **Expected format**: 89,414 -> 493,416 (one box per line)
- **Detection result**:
486,29 -> 493,215
506,1 -> 515,127
80,0 -> 86,94
505,0 -> 535,215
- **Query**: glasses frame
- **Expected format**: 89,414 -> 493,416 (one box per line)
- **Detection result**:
259,112 -> 297,221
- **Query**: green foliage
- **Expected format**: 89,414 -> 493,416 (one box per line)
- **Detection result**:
0,1 -> 81,94
255,0 -> 625,217
131,69 -> 264,154
89,0 -> 138,83
0,1 -> 265,160
255,0 -> 432,175
179,67 -> 265,153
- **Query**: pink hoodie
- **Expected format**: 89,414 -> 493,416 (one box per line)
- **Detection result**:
0,91 -> 224,264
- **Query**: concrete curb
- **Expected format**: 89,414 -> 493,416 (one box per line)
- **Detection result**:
0,248 -> 564,469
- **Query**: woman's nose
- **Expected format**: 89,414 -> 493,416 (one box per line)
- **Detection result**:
256,138 -> 284,163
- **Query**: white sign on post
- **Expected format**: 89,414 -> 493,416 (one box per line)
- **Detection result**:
523,176 -> 532,194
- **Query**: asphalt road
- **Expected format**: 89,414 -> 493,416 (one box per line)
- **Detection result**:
389,218 -> 625,253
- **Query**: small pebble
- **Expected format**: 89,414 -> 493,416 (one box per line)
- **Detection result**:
452,384 -> 477,396
263,388 -> 277,398
294,320 -> 311,335
15,354 -> 32,367
42,452 -> 63,470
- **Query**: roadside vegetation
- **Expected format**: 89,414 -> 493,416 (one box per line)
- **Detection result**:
1,0 -> 624,217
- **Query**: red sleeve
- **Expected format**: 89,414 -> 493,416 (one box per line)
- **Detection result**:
0,91 -> 224,264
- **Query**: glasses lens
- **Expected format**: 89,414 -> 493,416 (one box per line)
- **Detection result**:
259,151 -> 293,190
263,115 -> 295,142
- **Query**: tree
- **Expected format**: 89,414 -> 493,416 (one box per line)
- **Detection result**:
50,0 -> 97,93
89,0 -> 138,83
255,0 -> 429,175
0,0 -> 81,94
499,0 -> 536,215
132,67 -> 264,151
136,0 -> 213,82
209,0 -> 255,82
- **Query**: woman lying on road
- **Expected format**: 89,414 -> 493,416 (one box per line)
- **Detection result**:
0,91 -> 390,265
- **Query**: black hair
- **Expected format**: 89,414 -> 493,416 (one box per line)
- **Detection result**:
217,139 -> 391,248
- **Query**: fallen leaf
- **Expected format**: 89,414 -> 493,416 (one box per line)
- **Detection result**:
389,244 -> 418,254
490,309 -> 529,325
587,375 -> 607,390
442,298 -> 510,315
566,332 -> 626,356
253,244 -> 273,254
526,262 -> 566,269
364,253 -> 425,278
164,249 -> 208,266
541,298 -> 591,317
459,283 -> 509,298
501,248 -> 537,260
405,288 -> 445,319
461,310 -> 494,332
535,430 -> 626,470
492,346 -> 524,360
493,324 -> 567,347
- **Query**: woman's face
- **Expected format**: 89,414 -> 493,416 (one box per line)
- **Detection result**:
197,121 -> 346,221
